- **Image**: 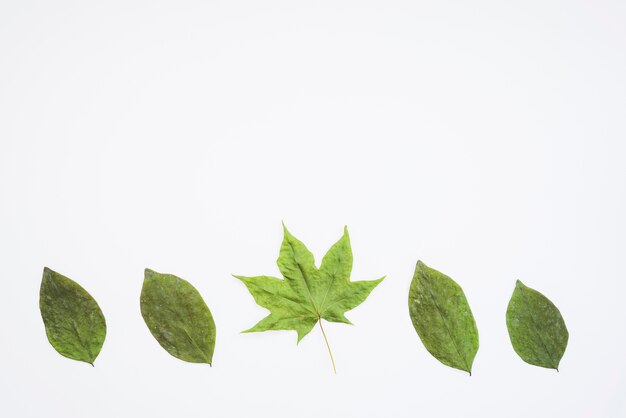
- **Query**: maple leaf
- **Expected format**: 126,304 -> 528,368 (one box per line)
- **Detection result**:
234,224 -> 384,372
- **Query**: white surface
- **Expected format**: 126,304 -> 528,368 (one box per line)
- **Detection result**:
1,1 -> 625,417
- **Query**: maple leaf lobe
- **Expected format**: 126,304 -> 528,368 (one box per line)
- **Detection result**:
235,225 -> 383,342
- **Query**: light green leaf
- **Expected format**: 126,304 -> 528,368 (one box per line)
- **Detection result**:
140,269 -> 216,365
506,280 -> 569,370
39,267 -> 106,365
235,224 -> 384,372
408,261 -> 479,374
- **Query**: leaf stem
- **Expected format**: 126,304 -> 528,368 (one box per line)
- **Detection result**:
318,319 -> 336,374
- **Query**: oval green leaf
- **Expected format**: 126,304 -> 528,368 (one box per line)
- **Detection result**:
408,260 -> 479,374
140,269 -> 216,365
39,267 -> 106,365
506,280 -> 569,370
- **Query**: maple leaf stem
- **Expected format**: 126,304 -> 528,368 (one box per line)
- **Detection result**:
318,319 -> 336,374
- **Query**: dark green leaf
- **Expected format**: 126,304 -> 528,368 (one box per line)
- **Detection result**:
39,267 -> 106,365
235,225 -> 383,372
506,280 -> 569,370
408,261 -> 479,374
140,269 -> 216,365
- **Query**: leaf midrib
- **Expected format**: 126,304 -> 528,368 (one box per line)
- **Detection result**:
517,286 -> 557,368
247,281 -> 317,316
420,266 -> 471,373
161,290 -> 211,362
181,326 -> 210,362
286,238 -> 321,317
70,319 -> 94,362
317,264 -> 340,316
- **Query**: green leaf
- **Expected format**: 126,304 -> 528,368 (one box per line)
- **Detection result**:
408,261 -> 479,374
235,224 -> 384,372
39,267 -> 106,365
140,269 -> 216,365
506,280 -> 569,370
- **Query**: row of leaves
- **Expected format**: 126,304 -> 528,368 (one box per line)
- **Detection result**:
40,225 -> 569,373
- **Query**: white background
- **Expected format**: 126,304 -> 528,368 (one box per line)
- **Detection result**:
1,1 -> 625,417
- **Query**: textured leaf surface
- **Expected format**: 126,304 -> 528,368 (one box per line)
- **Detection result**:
39,267 -> 106,365
140,269 -> 216,364
235,225 -> 384,342
506,280 -> 568,370
408,261 -> 479,374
